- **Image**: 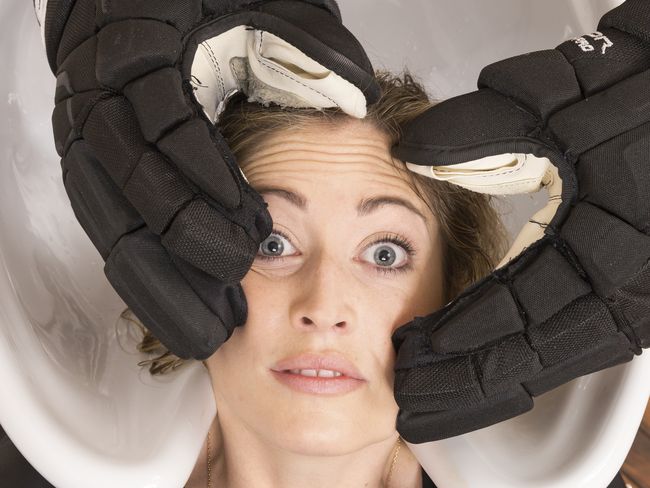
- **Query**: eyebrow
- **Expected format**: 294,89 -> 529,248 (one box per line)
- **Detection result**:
257,186 -> 427,223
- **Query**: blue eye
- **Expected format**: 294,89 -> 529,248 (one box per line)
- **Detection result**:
256,229 -> 416,276
257,230 -> 297,260
362,235 -> 415,274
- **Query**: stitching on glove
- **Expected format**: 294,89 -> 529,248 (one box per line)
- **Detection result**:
466,178 -> 544,192
550,235 -> 590,283
520,382 -> 534,398
442,157 -> 529,179
501,257 -> 545,376
554,48 -> 586,101
256,31 -> 340,108
606,297 -> 642,354
201,42 -> 226,102
469,354 -> 487,397
604,256 -> 650,353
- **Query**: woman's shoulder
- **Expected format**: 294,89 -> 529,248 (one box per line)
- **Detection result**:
418,465 -> 628,488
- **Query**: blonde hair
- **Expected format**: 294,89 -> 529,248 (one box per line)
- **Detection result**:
124,68 -> 510,375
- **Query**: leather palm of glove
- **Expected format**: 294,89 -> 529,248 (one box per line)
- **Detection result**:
391,0 -> 650,443
40,0 -> 380,360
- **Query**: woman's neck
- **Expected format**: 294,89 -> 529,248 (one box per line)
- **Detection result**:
185,412 -> 423,488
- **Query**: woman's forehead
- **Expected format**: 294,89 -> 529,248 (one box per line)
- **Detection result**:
240,120 -> 420,200
243,119 -> 392,161
241,138 -> 436,237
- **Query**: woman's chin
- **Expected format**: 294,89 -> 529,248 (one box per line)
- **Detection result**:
254,408 -> 397,454
214,368 -> 398,453
267,428 -> 381,456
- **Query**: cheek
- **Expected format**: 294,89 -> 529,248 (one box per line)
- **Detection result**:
372,274 -> 442,335
407,242 -> 446,317
222,269 -> 294,363
209,272 -> 288,378
240,269 -> 292,326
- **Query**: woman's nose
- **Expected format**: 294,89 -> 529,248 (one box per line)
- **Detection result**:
289,252 -> 355,331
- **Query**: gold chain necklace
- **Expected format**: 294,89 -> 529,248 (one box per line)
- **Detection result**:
385,436 -> 402,487
206,430 -> 401,488
207,429 -> 212,488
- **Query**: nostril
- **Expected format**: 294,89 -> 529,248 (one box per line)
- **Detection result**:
300,317 -> 346,327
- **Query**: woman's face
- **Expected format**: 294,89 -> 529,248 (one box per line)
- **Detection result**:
206,118 -> 444,454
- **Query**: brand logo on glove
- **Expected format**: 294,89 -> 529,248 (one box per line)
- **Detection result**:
571,31 -> 613,55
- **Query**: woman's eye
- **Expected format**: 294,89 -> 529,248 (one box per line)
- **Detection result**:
256,231 -> 414,273
362,238 -> 414,273
257,231 -> 297,259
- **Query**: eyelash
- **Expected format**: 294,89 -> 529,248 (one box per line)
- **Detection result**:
256,229 -> 417,276
372,233 -> 416,276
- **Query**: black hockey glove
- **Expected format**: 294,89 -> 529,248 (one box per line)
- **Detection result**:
391,0 -> 650,442
39,0 -> 379,360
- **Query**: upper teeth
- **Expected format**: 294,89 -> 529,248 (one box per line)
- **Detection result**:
287,369 -> 344,377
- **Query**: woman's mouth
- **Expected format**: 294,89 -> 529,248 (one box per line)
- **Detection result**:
286,369 -> 343,377
270,369 -> 366,395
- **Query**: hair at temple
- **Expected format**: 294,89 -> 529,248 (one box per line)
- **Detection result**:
118,68 -> 511,376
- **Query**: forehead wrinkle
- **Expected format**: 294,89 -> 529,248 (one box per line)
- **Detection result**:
243,153 -> 399,172
245,133 -> 394,166
248,150 -> 393,167
245,168 -> 416,201
242,149 -> 393,166
242,154 -> 408,180
241,121 -> 399,168
245,156 -> 416,193
255,129 -> 386,145
251,138 -> 392,156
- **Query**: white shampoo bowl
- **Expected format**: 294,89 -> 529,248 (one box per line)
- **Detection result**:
0,1 -> 647,487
